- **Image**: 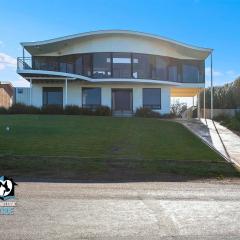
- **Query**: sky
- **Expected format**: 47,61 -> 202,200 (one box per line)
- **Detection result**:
0,0 -> 240,87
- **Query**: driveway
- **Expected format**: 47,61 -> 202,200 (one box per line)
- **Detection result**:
1,181 -> 240,240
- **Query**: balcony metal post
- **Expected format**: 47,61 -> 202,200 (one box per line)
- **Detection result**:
210,52 -> 213,119
65,78 -> 68,107
203,84 -> 206,119
23,47 -> 25,61
29,78 -> 32,105
197,91 -> 200,119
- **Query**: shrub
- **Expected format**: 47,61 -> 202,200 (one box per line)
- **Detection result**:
170,101 -> 187,117
213,114 -> 230,124
41,104 -> 64,114
8,103 -> 27,114
228,118 -> 240,131
135,107 -> 161,118
64,105 -> 81,115
8,103 -> 40,114
26,106 -> 41,114
0,107 -> 8,114
235,111 -> 240,121
79,107 -> 94,115
94,106 -> 111,116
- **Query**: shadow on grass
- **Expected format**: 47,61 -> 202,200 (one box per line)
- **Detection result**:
1,155 -> 239,183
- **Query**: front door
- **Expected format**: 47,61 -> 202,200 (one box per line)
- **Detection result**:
112,89 -> 133,112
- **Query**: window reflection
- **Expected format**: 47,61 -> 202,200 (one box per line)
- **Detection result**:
143,88 -> 161,109
59,55 -> 74,73
93,53 -> 111,78
33,53 -> 205,83
83,54 -> 92,77
82,88 -> 101,108
152,56 -> 168,80
132,53 -> 152,79
75,55 -> 83,75
43,87 -> 63,106
112,53 -> 131,78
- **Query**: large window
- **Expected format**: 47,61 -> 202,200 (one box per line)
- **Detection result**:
112,53 -> 132,78
43,87 -> 63,106
93,53 -> 111,78
75,55 -> 83,75
152,56 -> 168,80
168,65 -> 178,82
82,88 -> 101,108
59,55 -> 74,73
33,57 -> 58,71
132,53 -> 152,79
82,54 -> 92,77
143,88 -> 161,109
32,53 -> 205,83
182,61 -> 203,83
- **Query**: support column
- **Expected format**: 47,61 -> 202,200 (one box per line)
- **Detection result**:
203,84 -> 206,119
210,52 -> 213,119
29,78 -> 32,106
197,91 -> 200,119
65,78 -> 68,107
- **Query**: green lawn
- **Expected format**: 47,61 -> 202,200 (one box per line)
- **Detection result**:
0,115 -> 239,180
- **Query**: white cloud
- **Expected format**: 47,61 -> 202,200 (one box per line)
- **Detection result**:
13,77 -> 30,87
205,67 -> 223,77
226,70 -> 235,75
0,52 -> 17,71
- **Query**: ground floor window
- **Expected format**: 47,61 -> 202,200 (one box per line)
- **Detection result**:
82,88 -> 101,108
43,87 -> 63,106
143,88 -> 161,109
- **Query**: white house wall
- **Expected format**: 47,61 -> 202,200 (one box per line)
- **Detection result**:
31,82 -> 171,114
14,87 -> 30,105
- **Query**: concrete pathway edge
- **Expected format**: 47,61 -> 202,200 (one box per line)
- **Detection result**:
177,119 -> 240,169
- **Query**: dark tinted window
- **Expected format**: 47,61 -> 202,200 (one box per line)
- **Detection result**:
82,88 -> 101,108
43,87 -> 63,106
112,53 -> 131,78
182,60 -> 204,83
132,53 -> 152,79
34,57 -> 58,71
83,54 -> 92,77
143,88 -> 161,109
75,55 -> 83,75
152,56 -> 168,80
93,53 -> 111,78
168,65 -> 178,82
59,55 -> 74,73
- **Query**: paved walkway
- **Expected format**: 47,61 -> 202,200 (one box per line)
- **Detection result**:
179,119 -> 240,167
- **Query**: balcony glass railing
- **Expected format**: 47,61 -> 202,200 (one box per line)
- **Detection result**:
17,53 -> 205,83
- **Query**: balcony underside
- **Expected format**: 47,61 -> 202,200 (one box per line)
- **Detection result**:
17,69 -> 182,86
171,87 -> 202,97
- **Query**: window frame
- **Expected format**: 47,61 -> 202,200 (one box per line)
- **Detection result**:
142,88 -> 161,110
82,87 -> 101,109
42,87 -> 63,106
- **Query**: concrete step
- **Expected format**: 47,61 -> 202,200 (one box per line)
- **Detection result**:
112,111 -> 133,117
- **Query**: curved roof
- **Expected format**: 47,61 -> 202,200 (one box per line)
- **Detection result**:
21,30 -> 212,59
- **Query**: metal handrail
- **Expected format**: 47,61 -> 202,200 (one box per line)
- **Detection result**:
17,57 -> 32,70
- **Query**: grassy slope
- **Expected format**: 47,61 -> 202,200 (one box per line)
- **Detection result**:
0,115 -> 239,179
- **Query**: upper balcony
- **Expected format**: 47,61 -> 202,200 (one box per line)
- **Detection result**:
17,52 -> 205,84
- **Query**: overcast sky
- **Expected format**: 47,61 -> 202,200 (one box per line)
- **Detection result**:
0,0 -> 240,87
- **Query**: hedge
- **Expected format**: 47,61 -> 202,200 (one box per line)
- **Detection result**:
1,104 -> 111,116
